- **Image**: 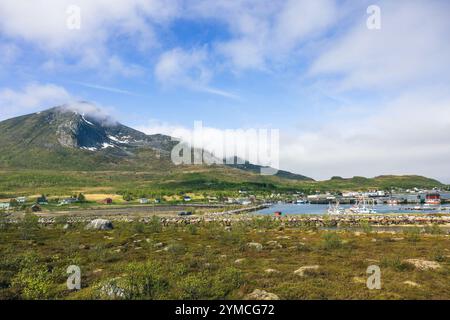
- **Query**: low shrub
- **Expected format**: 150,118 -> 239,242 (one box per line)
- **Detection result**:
321,232 -> 342,250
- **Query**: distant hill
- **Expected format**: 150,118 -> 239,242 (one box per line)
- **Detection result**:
315,175 -> 444,191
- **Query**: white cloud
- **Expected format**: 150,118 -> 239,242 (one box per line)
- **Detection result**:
309,0 -> 450,91
199,0 -> 339,71
62,101 -> 117,125
0,0 -> 180,77
0,0 -> 179,50
137,120 -> 278,168
0,83 -> 73,119
154,47 -> 239,99
280,88 -> 450,183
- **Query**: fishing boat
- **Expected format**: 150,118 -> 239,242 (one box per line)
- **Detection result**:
347,197 -> 377,214
327,201 -> 346,215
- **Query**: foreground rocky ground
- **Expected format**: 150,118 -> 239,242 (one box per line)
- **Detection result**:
0,215 -> 449,300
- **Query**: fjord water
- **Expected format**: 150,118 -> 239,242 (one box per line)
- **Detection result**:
256,203 -> 450,215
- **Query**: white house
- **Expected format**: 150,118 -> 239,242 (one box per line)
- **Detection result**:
139,198 -> 149,204
16,197 -> 27,204
0,202 -> 10,210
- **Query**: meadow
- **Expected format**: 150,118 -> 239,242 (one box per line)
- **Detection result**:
0,215 -> 448,300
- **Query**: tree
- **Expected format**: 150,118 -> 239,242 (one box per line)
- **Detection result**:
77,193 -> 86,203
9,198 -> 19,207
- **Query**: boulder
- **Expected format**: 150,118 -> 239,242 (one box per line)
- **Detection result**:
85,219 -> 114,231
294,265 -> 320,277
404,259 -> 441,271
265,269 -> 281,274
100,278 -> 125,299
246,289 -> 280,300
247,242 -> 263,251
403,280 -> 421,287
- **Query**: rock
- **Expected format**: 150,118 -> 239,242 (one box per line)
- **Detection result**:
247,242 -> 263,251
85,219 -> 114,231
63,224 -> 70,230
100,278 -> 125,299
265,269 -> 281,274
219,254 -> 227,259
352,277 -> 366,284
404,259 -> 441,270
403,280 -> 421,287
78,244 -> 89,250
354,232 -> 362,236
154,242 -> 164,248
392,237 -> 404,241
294,265 -> 320,277
234,258 -> 246,264
93,269 -> 103,274
371,238 -> 377,242
246,289 -> 280,300
276,236 -> 290,240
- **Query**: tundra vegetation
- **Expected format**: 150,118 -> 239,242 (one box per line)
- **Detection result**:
0,215 -> 448,300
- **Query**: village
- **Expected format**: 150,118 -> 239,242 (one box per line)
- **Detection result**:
1,187 -> 449,215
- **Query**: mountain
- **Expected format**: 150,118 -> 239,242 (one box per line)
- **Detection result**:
0,105 -> 312,180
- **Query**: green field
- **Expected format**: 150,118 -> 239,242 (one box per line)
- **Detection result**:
0,216 -> 449,300
0,169 -> 445,199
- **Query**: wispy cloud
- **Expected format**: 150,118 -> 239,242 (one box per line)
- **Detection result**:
0,83 -> 73,120
71,81 -> 141,97
154,47 -> 240,99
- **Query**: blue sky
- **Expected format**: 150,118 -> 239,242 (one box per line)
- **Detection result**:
1,0 -> 450,182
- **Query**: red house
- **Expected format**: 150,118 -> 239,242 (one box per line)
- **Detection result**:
101,198 -> 113,205
425,193 -> 440,205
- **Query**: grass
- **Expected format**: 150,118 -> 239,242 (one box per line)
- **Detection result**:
0,169 -> 445,199
0,217 -> 449,300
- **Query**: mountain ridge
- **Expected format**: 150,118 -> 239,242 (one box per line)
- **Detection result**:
0,105 -> 313,181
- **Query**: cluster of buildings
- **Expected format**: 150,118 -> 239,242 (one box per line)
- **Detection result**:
304,189 -> 448,205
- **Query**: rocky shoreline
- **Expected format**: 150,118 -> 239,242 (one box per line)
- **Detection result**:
3,213 -> 448,228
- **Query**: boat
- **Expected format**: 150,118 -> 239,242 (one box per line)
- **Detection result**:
327,201 -> 346,215
347,197 -> 377,214
387,199 -> 399,206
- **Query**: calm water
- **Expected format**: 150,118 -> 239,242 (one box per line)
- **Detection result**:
256,203 -> 450,215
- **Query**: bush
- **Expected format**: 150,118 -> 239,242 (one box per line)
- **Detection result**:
0,212 -> 9,230
404,227 -> 421,243
186,224 -> 198,235
19,213 -> 40,240
166,242 -> 187,256
178,274 -> 210,299
11,252 -> 54,299
359,220 -> 372,234
380,256 -> 413,272
424,224 -> 443,235
123,262 -> 169,299
321,232 -> 342,250
100,261 -> 169,299
178,267 -> 242,299
252,216 -> 281,229
131,221 -> 145,234
77,193 -> 86,203
148,216 -> 162,233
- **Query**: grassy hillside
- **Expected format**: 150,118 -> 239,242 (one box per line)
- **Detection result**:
0,169 -> 444,198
